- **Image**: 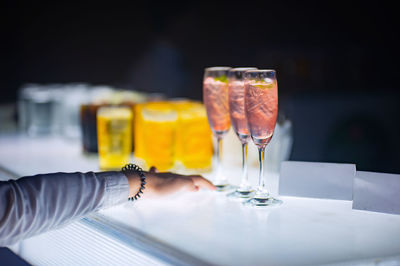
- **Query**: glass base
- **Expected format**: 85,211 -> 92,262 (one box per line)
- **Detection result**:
243,197 -> 283,207
214,183 -> 232,192
227,188 -> 254,198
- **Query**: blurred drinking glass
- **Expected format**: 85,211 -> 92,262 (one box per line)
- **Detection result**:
203,67 -> 232,191
27,86 -> 60,136
18,84 -> 39,133
227,67 -> 257,198
81,103 -> 107,153
61,84 -> 90,139
243,69 -> 282,207
97,106 -> 132,170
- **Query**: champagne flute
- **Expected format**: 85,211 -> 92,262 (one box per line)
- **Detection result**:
243,69 -> 282,206
203,67 -> 231,191
227,67 -> 257,198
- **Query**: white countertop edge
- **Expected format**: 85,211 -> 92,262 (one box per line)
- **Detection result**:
82,213 -> 212,266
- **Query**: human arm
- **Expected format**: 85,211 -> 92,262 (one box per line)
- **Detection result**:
0,171 -> 128,246
0,169 -> 215,246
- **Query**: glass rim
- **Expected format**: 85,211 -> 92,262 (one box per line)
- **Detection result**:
97,105 -> 132,111
229,67 -> 257,72
97,106 -> 132,118
244,69 -> 276,73
204,66 -> 232,71
141,107 -> 178,122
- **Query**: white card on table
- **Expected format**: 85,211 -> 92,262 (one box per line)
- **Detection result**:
353,171 -> 400,215
279,161 -> 355,200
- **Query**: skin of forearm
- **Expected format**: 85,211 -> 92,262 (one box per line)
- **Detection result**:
123,171 -> 142,198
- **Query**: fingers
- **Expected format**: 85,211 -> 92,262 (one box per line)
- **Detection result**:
185,182 -> 199,192
145,171 -> 214,198
161,177 -> 198,193
149,166 -> 158,173
176,177 -> 199,192
190,175 -> 216,191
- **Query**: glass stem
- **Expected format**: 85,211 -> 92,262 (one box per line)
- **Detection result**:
239,142 -> 249,189
216,136 -> 224,183
257,146 -> 267,194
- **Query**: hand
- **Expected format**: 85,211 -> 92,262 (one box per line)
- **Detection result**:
126,167 -> 216,199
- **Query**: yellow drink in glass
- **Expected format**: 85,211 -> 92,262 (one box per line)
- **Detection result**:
173,101 -> 213,170
133,103 -> 145,161
97,106 -> 132,170
141,102 -> 177,171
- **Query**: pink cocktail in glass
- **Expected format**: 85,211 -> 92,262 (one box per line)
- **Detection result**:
229,80 -> 250,140
203,67 -> 231,190
244,69 -> 282,207
245,78 -> 278,148
227,67 -> 257,198
203,77 -> 231,134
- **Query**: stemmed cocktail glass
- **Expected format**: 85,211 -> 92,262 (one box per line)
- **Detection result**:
227,67 -> 257,198
243,69 -> 282,207
203,67 -> 231,191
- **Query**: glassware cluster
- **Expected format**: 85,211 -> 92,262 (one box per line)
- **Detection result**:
17,84 -> 147,140
17,84 -> 213,172
97,99 -> 213,171
18,67 -> 288,207
203,67 -> 282,207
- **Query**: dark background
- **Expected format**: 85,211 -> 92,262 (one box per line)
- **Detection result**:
2,1 -> 400,174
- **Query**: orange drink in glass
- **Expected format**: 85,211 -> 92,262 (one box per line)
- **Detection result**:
140,102 -> 177,171
173,100 -> 213,171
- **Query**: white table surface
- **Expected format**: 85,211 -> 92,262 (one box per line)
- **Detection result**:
1,134 -> 400,266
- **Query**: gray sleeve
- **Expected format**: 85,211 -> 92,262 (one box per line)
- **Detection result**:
0,171 -> 129,246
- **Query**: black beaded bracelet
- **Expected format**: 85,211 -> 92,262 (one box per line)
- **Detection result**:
121,163 -> 146,201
